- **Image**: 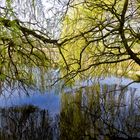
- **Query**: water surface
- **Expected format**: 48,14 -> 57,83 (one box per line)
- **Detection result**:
0,71 -> 140,140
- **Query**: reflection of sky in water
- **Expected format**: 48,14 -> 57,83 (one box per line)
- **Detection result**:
97,76 -> 138,87
0,76 -> 139,116
0,89 -> 60,116
67,76 -> 140,93
100,76 -> 140,89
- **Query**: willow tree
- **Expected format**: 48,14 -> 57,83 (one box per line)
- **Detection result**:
0,0 -> 62,88
0,0 -> 140,88
59,0 -> 140,81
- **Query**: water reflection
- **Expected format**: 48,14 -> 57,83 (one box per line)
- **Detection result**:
60,84 -> 140,140
0,81 -> 139,140
0,105 -> 59,140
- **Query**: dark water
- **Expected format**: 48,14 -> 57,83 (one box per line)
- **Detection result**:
0,69 -> 140,140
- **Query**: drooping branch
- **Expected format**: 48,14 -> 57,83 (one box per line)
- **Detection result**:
0,18 -> 58,45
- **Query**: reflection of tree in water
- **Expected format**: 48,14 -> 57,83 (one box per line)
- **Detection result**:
0,105 -> 59,140
60,84 -> 140,140
0,84 -> 139,140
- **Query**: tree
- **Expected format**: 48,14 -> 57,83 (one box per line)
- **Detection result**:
0,0 -> 140,87
59,0 -> 140,80
0,0 -> 60,87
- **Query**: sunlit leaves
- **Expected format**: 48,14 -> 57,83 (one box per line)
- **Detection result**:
59,0 -> 140,81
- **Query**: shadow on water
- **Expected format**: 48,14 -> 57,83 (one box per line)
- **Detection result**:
0,81 -> 139,140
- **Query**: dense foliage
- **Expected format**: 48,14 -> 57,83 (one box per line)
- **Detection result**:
0,0 -> 140,86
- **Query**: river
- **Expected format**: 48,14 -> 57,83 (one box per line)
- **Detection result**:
0,68 -> 139,140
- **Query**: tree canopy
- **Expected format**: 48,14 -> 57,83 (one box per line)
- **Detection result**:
0,0 -> 140,86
